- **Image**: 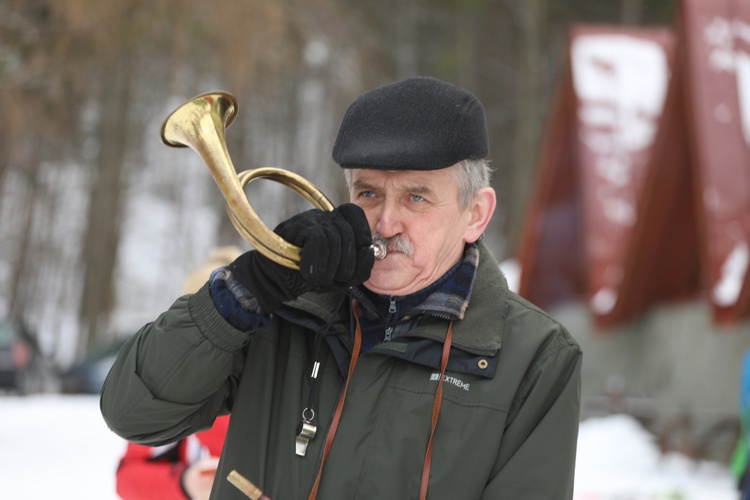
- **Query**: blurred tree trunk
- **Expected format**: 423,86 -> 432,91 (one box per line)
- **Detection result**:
621,0 -> 643,25
6,151 -> 41,320
77,57 -> 132,357
453,6 -> 480,91
394,0 -> 419,78
508,0 -> 547,254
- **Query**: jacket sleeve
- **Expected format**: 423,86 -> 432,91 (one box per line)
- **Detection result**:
482,330 -> 582,499
116,442 -> 188,500
100,285 -> 250,446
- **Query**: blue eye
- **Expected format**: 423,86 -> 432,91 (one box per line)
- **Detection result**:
410,194 -> 424,202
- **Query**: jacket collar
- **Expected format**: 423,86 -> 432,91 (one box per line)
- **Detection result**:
448,239 -> 507,353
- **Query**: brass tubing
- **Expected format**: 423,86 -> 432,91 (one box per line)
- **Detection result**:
160,91 -> 385,269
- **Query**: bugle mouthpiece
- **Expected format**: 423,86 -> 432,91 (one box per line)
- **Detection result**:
371,240 -> 387,260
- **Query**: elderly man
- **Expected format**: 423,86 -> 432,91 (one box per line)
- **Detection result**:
101,77 -> 582,499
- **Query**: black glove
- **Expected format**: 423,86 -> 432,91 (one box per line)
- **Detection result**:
227,203 -> 374,314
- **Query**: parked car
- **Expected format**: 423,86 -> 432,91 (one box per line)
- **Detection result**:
60,339 -> 126,394
0,320 -> 45,394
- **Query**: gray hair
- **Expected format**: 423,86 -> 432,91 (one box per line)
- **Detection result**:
454,158 -> 492,208
343,158 -> 492,209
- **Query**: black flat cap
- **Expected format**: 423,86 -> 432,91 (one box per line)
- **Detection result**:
332,76 -> 488,170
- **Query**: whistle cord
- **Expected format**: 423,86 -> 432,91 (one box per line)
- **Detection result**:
304,334 -> 323,414
303,293 -> 348,428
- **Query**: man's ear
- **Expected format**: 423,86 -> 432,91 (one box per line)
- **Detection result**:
463,187 -> 497,243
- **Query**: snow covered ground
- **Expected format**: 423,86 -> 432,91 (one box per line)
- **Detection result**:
575,414 -> 737,499
0,394 -> 123,499
0,394 -> 740,499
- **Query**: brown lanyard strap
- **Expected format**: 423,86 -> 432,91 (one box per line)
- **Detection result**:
307,305 -> 453,500
420,321 -> 453,500
307,302 -> 363,500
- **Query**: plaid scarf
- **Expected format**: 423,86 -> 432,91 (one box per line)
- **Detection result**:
408,242 -> 479,321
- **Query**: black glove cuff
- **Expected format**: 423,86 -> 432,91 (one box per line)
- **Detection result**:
227,251 -> 310,314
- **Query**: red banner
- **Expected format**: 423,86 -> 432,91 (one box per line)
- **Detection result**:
516,0 -> 750,329
682,0 -> 750,322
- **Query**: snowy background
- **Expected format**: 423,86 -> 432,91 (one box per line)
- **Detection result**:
0,394 -> 739,500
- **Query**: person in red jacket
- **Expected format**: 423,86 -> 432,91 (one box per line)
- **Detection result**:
115,247 -> 241,500
116,415 -> 230,500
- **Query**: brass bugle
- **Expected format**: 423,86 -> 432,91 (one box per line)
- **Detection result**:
160,91 -> 385,269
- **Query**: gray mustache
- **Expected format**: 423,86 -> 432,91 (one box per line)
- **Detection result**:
373,233 -> 413,257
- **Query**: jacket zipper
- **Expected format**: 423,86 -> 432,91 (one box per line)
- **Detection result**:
384,296 -> 397,342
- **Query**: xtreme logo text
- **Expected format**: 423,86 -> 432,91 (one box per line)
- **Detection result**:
430,373 -> 471,391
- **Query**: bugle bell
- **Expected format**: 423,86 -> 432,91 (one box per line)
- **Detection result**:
159,91 -> 385,270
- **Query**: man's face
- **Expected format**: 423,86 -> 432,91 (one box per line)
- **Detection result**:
348,165 -> 476,296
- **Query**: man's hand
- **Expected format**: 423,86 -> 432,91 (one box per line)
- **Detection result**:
227,203 -> 374,313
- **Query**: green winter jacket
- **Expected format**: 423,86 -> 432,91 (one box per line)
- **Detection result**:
101,241 -> 582,499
